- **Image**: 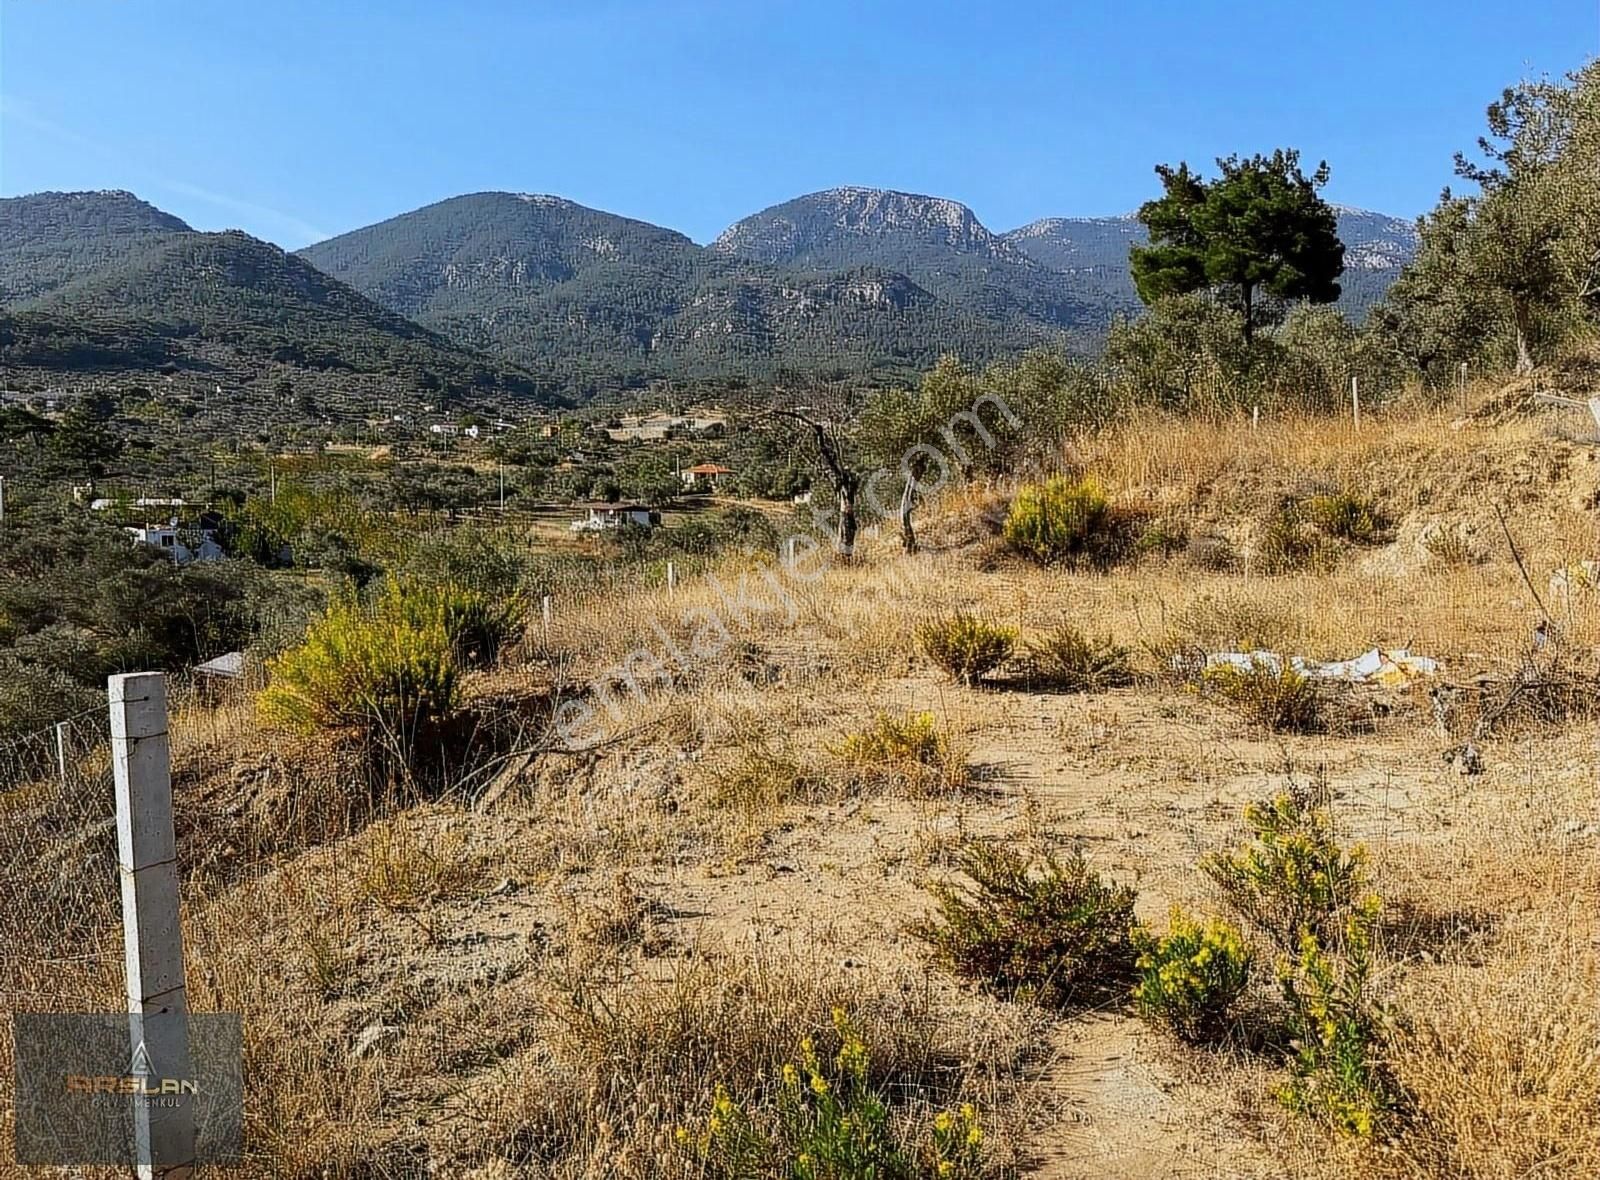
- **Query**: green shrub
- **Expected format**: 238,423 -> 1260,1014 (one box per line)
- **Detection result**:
710,735 -> 829,811
681,1009 -> 991,1180
1134,517 -> 1189,559
1002,476 -> 1112,565
835,711 -> 967,795
1201,790 -> 1367,953
917,613 -> 1016,685
1259,493 -> 1382,570
1258,504 -> 1329,573
1131,908 -> 1252,1039
258,579 -> 467,751
1421,526 -> 1478,569
913,841 -> 1138,1008
0,654 -> 97,748
1278,897 -> 1395,1137
1304,492 -> 1384,544
1022,625 -> 1133,692
1202,656 -> 1323,733
404,581 -> 522,667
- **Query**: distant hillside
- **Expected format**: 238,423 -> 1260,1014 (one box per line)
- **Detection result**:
711,187 -> 1116,332
299,191 -> 1055,391
0,190 -> 192,304
1001,207 -> 1419,319
298,192 -> 708,320
6,225 -> 552,409
3,187 -> 1420,405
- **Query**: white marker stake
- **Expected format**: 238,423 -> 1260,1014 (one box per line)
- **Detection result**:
1251,405 -> 1260,432
666,561 -> 676,596
55,720 -> 68,790
110,672 -> 196,1179
541,595 -> 553,644
785,536 -> 798,568
1351,376 -> 1361,432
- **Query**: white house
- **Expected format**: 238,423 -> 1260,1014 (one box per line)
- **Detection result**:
569,503 -> 656,532
126,522 -> 223,564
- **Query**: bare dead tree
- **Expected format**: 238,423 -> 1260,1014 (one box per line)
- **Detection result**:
898,472 -> 918,555
734,380 -> 869,559
769,403 -> 862,557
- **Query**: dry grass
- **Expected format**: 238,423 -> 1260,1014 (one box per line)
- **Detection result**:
1378,920 -> 1600,1179
7,389 -> 1600,1177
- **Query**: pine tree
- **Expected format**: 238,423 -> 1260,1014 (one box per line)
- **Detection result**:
1131,150 -> 1346,343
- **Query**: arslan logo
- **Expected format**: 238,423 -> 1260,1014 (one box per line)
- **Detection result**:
63,1041 -> 199,1096
129,1041 -> 155,1078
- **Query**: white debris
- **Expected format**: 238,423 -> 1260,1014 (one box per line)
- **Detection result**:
1202,648 -> 1440,687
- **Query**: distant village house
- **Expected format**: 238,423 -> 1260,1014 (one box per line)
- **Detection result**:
680,463 -> 733,492
126,519 -> 224,564
570,503 -> 658,532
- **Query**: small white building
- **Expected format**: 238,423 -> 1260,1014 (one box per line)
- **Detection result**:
569,503 -> 656,532
126,522 -> 223,564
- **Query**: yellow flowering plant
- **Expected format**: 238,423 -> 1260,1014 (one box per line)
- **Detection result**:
915,613 -> 1017,686
929,1102 -> 986,1180
257,575 -> 517,758
677,1009 -> 998,1178
1131,907 -> 1252,1039
678,1080 -> 769,1177
1002,476 -> 1113,567
1277,895 -> 1395,1137
258,579 -> 459,740
776,1008 -> 909,1180
1201,789 -> 1366,952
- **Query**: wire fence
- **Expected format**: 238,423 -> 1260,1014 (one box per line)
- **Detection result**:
0,706 -> 112,794
0,661 -> 236,795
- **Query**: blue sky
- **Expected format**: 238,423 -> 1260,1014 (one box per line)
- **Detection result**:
2,1 -> 1596,249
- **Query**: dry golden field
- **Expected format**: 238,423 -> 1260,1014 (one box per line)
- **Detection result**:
4,390 -> 1598,1179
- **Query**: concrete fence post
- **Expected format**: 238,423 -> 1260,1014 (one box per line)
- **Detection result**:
666,561 -> 677,596
541,595 -> 553,645
110,672 -> 196,1179
1351,376 -> 1361,432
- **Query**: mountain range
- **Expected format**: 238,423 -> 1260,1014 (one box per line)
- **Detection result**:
1,191 -> 550,411
2,187 -> 1419,404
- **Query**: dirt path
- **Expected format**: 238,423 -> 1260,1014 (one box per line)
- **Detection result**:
1027,1015 -> 1281,1179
